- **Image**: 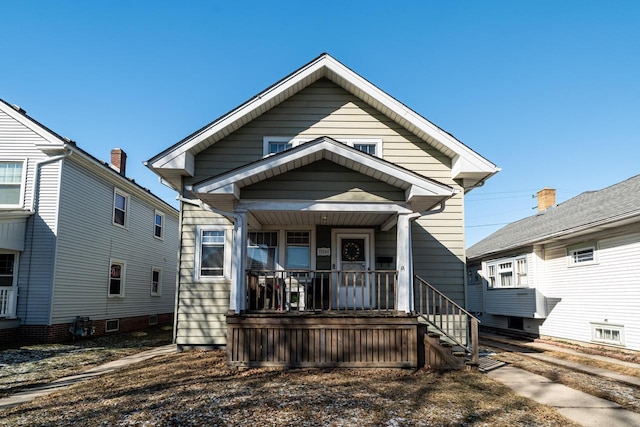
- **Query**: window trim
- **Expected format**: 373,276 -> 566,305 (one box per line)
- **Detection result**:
154,210 -> 164,240
108,259 -> 126,297
567,242 -> 598,267
262,137 -> 383,158
113,188 -> 130,229
151,267 -> 162,296
485,255 -> 528,289
195,225 -> 233,282
590,322 -> 624,346
0,252 -> 18,288
105,319 -> 120,332
285,230 -> 311,270
0,160 -> 26,208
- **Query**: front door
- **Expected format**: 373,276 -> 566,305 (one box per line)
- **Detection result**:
333,230 -> 374,308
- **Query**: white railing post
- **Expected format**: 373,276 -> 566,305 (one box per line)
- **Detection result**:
396,213 -> 412,313
229,209 -> 247,313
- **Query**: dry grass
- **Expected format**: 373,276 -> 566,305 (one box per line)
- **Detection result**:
0,326 -> 172,398
0,349 -> 578,427
541,350 -> 640,378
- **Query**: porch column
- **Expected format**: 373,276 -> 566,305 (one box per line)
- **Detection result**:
396,213 -> 413,313
229,209 -> 247,314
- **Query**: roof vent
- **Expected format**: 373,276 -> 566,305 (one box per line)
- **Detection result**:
11,104 -> 26,114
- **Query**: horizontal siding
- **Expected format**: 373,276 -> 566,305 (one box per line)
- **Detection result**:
176,202 -> 232,346
539,228 -> 640,350
51,159 -> 178,324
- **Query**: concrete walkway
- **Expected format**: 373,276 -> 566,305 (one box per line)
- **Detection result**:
481,335 -> 640,426
0,344 -> 176,410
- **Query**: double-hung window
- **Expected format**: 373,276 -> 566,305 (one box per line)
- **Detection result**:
286,231 -> 310,270
151,268 -> 161,296
0,253 -> 16,287
485,255 -> 528,289
109,259 -> 126,297
113,189 -> 129,227
200,230 -> 226,277
0,161 -> 25,207
247,232 -> 278,271
154,211 -> 164,239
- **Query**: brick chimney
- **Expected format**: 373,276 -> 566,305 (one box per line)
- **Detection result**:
537,188 -> 556,212
110,148 -> 127,176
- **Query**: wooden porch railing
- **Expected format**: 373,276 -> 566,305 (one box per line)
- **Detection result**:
246,270 -> 397,312
413,275 -> 480,365
0,287 -> 16,318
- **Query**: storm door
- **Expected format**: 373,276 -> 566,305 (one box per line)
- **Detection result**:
334,230 -> 374,309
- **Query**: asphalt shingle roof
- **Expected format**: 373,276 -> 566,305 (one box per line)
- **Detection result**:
467,174 -> 640,260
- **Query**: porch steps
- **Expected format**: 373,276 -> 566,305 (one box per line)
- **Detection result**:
423,330 -> 468,370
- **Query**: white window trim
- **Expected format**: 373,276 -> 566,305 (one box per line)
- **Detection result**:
484,255 -> 528,289
154,210 -> 164,240
195,225 -> 233,282
567,243 -> 598,267
151,267 -> 162,296
0,251 -> 19,288
263,137 -> 383,158
590,322 -> 624,346
113,188 -> 130,229
0,159 -> 27,208
252,225 -> 316,271
105,319 -> 120,332
108,259 -> 126,298
285,229 -> 312,270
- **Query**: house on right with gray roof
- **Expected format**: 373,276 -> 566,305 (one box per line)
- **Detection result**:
467,176 -> 640,351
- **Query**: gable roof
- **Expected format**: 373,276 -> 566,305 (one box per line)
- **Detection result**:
0,98 -> 178,216
146,53 -> 499,190
191,136 -> 456,212
467,174 -> 640,260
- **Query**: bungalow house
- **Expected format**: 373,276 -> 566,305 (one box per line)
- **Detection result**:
146,53 -> 499,368
467,177 -> 640,351
0,99 -> 178,343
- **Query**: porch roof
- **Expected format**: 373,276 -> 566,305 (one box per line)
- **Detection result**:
189,136 -> 457,222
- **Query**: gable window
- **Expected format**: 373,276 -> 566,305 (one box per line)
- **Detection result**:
151,268 -> 161,296
0,161 -> 25,207
353,143 -> 376,156
486,255 -> 528,289
113,189 -> 129,227
154,211 -> 164,239
568,243 -> 597,266
247,231 -> 278,271
286,231 -> 310,269
263,137 -> 383,158
109,260 -> 126,297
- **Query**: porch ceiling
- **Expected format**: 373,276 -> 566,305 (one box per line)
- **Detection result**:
249,210 -> 392,227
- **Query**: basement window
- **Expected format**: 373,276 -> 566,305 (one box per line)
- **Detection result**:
591,322 -> 624,346
105,319 -> 120,332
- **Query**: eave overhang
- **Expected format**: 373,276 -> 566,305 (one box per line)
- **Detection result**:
147,53 -> 499,191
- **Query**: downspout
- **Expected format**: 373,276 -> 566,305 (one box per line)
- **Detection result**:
23,147 -> 73,325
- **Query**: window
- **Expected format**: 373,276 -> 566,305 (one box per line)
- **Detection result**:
105,319 -> 120,332
199,229 -> 226,277
148,314 -> 158,326
286,231 -> 310,269
0,161 -> 25,206
151,268 -> 161,296
353,144 -> 376,156
263,137 -> 383,157
486,256 -> 528,289
109,260 -> 126,297
113,189 -> 129,227
247,232 -> 278,271
591,322 -> 624,346
467,268 -> 481,285
568,243 -> 597,266
0,254 -> 16,287
154,211 -> 164,239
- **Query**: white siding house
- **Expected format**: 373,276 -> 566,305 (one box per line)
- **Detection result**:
0,99 -> 178,343
147,54 -> 499,368
467,178 -> 640,351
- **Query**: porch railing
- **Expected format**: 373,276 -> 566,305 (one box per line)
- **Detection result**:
0,287 -> 17,318
246,270 -> 397,312
413,275 -> 480,365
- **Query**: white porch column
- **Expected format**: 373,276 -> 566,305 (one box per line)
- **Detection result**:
396,213 -> 413,313
229,209 -> 247,313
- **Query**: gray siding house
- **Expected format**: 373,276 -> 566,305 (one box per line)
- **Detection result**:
0,99 -> 178,343
147,54 -> 499,368
467,178 -> 640,351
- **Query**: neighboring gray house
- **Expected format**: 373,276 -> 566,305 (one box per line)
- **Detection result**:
467,177 -> 640,351
0,99 -> 178,343
147,53 -> 499,368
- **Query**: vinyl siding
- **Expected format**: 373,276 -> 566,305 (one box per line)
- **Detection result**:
175,202 -> 232,346
0,109 -> 62,324
51,158 -> 178,324
538,227 -> 640,350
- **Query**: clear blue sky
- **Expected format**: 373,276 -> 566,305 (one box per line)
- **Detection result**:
3,1 -> 639,247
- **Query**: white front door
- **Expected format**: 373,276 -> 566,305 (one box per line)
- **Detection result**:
333,230 -> 375,309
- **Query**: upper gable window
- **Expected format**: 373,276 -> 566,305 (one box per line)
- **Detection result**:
568,243 -> 598,267
113,189 -> 129,228
263,137 -> 382,158
0,161 -> 25,207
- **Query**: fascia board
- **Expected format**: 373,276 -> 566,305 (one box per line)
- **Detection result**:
0,102 -> 67,150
